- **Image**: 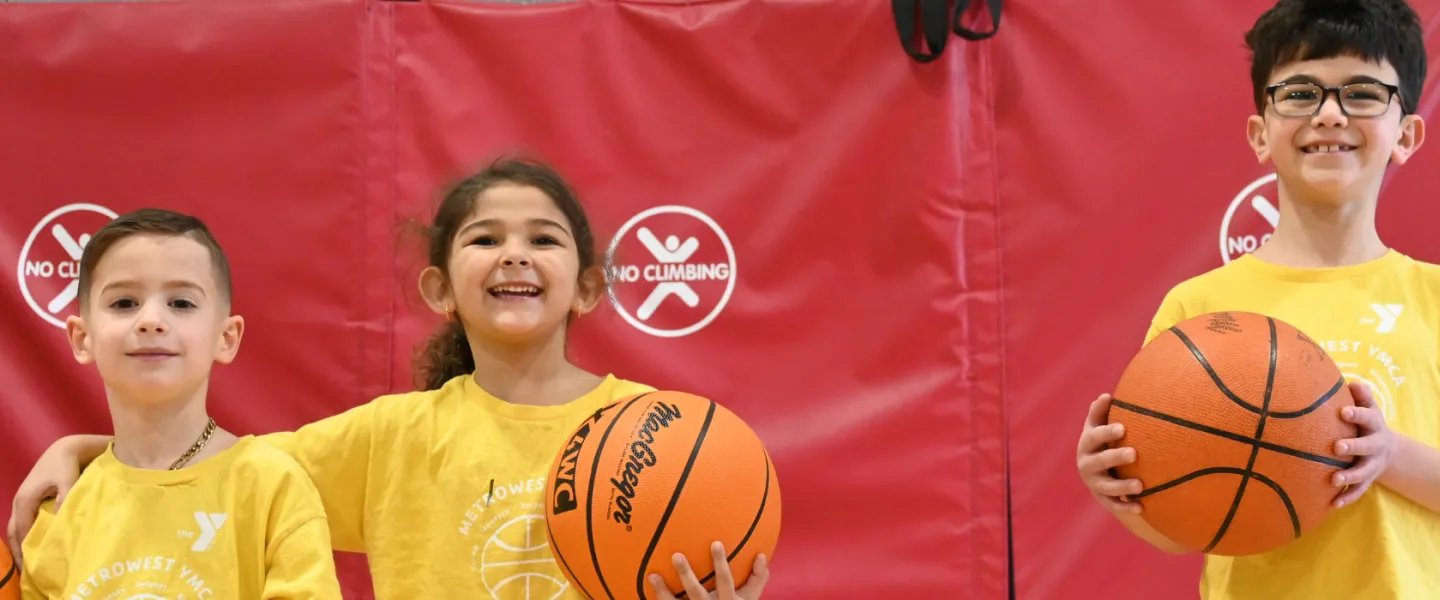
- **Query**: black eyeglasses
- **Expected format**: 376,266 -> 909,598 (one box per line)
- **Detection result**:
1266,82 -> 1402,117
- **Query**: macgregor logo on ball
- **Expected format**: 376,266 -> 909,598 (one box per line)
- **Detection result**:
1220,173 -> 1279,264
605,205 -> 736,338
17,203 -> 119,328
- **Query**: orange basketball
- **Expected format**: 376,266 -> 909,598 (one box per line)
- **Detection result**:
0,542 -> 18,600
544,391 -> 781,600
1107,311 -> 1358,556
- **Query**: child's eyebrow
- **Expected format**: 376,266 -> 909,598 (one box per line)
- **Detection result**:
460,218 -> 573,236
1278,73 -> 1390,86
99,279 -> 208,297
528,218 -> 573,235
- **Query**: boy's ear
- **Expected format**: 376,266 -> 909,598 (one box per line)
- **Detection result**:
1247,115 -> 1272,164
66,316 -> 93,365
1391,114 -> 1425,165
571,265 -> 607,317
214,315 -> 245,365
418,266 -> 453,318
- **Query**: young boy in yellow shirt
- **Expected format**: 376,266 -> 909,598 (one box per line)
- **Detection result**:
1077,0 -> 1440,598
20,208 -> 341,599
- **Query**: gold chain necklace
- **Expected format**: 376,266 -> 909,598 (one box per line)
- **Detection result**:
168,418 -> 217,470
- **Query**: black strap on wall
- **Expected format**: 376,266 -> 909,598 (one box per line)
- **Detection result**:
893,0 -> 1003,63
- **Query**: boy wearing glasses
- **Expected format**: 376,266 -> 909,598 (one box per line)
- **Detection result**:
1075,0 -> 1440,598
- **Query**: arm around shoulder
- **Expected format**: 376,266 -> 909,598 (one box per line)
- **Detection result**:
20,502 -> 66,599
258,400 -> 384,552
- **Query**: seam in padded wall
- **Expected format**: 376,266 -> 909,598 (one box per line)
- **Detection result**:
360,0 -> 400,398
958,8 -> 1008,598
981,30 -> 1012,600
965,11 -> 1012,599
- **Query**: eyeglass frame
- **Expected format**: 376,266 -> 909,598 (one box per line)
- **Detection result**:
1264,81 -> 1404,118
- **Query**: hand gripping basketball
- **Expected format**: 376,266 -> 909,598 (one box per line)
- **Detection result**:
543,391 -> 781,600
1330,381 -> 1396,508
647,541 -> 771,600
1077,394 -> 1144,514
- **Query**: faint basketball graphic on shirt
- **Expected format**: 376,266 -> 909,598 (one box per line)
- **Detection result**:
475,512 -> 570,599
1220,174 -> 1279,264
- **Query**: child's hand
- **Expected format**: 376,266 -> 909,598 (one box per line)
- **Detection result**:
7,437 -> 87,563
1076,394 -> 1144,514
647,541 -> 770,600
1332,381 -> 1396,508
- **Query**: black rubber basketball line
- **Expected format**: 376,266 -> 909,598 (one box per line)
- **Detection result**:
1197,317 -> 1278,552
1108,399 -> 1354,470
0,557 -> 13,589
1268,377 -> 1345,419
547,521 -> 593,600
635,400 -> 718,600
681,449 -> 775,596
584,394 -> 649,600
1171,327 -> 1270,416
1172,328 -> 1348,418
1133,466 -> 1302,537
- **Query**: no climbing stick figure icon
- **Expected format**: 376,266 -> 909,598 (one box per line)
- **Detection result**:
634,227 -> 702,320
605,206 -> 737,338
17,204 -> 119,328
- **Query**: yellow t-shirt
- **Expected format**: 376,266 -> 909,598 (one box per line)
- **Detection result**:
263,373 -> 655,599
1143,250 -> 1440,599
21,436 -> 341,600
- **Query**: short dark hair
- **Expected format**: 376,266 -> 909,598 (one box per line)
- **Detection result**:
1245,0 -> 1426,115
414,155 -> 599,391
78,208 -> 233,310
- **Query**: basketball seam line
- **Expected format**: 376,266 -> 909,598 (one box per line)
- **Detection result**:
548,404 -> 627,600
1203,317 -> 1278,553
690,449 -> 774,591
637,400 -> 718,600
1171,326 -> 1266,416
1171,325 -> 1347,419
1107,399 -> 1354,470
587,394 -> 648,600
547,525 -> 587,600
1135,467 -> 1301,537
1269,377 -> 1345,419
0,559 -> 13,589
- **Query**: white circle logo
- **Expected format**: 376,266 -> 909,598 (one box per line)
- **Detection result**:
605,206 -> 736,338
17,203 -> 119,328
1220,173 -> 1279,264
478,514 -> 570,600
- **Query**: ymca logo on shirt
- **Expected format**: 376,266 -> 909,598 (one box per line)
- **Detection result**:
1364,303 -> 1404,334
1312,336 -> 1405,423
66,556 -> 219,599
186,512 -> 228,552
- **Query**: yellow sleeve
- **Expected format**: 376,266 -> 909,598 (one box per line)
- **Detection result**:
20,502 -> 63,600
259,401 -> 379,553
262,469 -> 343,599
1143,287 -> 1191,346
